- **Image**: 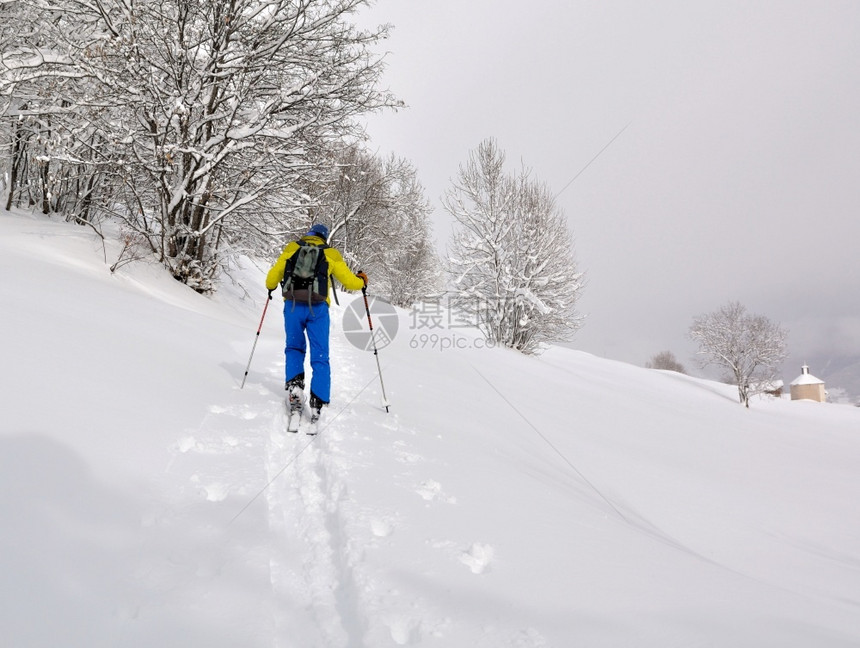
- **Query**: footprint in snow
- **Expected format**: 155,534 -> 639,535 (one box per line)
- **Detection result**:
371,517 -> 395,538
384,615 -> 421,645
189,474 -> 230,502
460,542 -> 494,574
203,483 -> 230,502
416,480 -> 456,504
396,449 -> 423,464
416,480 -> 441,501
208,403 -> 259,420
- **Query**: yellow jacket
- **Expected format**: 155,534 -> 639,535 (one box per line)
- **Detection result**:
265,235 -> 365,305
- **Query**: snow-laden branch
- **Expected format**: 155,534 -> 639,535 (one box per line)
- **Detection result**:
443,138 -> 584,354
689,301 -> 788,407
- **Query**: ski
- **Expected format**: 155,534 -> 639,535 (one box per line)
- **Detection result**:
286,384 -> 305,433
287,409 -> 302,433
285,389 -> 323,435
306,410 -> 320,436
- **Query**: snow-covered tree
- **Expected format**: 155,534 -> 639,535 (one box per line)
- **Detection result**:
646,350 -> 687,373
2,0 -> 398,291
380,171 -> 443,308
444,138 -> 584,354
689,301 -> 788,407
0,0 -> 131,221
302,144 -> 441,306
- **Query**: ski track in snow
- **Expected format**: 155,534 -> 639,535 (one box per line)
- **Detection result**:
248,337 -> 499,646
165,336 -> 519,647
264,397 -> 367,647
259,354 -> 425,647
162,338 -> 827,648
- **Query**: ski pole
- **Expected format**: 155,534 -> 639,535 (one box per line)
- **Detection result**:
241,292 -> 272,389
362,287 -> 390,413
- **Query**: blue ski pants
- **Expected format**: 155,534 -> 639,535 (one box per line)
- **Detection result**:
283,301 -> 331,403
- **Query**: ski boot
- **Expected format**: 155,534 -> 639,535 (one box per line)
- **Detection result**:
286,377 -> 305,432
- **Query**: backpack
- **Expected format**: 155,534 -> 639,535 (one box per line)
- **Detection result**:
281,240 -> 330,305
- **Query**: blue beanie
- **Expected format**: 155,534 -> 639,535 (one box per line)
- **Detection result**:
306,223 -> 329,240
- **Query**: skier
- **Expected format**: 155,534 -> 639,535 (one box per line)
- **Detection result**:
266,223 -> 368,425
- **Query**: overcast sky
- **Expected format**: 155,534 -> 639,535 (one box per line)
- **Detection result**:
357,0 -> 860,377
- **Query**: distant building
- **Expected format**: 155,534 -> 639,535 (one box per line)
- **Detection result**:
763,380 -> 784,397
790,365 -> 826,402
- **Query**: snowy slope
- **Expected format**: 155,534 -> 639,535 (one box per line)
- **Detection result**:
2,210 -> 860,648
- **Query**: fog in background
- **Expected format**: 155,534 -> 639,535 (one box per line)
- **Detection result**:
359,1 -> 860,394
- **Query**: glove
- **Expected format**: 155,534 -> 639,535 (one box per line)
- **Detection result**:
267,289 -> 273,300
356,271 -> 368,287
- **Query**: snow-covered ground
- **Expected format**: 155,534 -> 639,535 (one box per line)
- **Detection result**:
2,210 -> 860,647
